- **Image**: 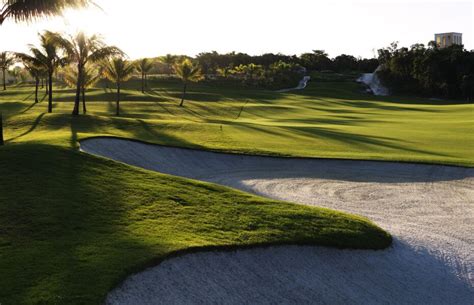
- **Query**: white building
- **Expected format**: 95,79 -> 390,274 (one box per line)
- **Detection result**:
435,32 -> 462,48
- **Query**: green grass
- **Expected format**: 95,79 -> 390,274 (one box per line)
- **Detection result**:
0,144 -> 390,305
0,75 -> 471,304
2,78 -> 473,166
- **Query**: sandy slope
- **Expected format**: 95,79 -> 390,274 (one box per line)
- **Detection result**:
80,138 -> 474,305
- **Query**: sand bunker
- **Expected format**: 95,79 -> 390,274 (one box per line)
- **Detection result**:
80,138 -> 474,305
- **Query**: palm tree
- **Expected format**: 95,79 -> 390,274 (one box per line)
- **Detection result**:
20,57 -> 46,103
102,58 -> 135,116
173,59 -> 203,107
0,0 -> 92,25
161,54 -> 176,76
0,112 -> 3,145
62,65 -> 100,113
137,58 -> 153,93
1,0 -> 91,147
24,32 -> 63,113
26,64 -> 45,103
0,52 -> 15,90
47,31 -> 121,115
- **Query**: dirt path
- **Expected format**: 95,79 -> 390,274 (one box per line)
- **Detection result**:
80,138 -> 474,305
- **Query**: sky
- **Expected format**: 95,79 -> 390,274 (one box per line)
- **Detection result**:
0,0 -> 472,59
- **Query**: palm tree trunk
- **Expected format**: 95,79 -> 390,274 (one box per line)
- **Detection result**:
34,77 -> 39,103
2,68 -> 6,91
41,78 -> 44,89
72,65 -> 82,116
0,112 -> 4,146
141,72 -> 144,93
145,73 -> 147,90
179,83 -> 187,107
82,86 -> 86,114
48,71 -> 53,113
116,82 -> 121,116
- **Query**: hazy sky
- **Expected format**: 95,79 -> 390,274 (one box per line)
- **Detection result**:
0,0 -> 472,59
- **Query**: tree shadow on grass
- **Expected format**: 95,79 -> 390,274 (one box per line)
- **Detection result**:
226,121 -> 456,159
6,113 -> 45,143
133,119 -> 202,149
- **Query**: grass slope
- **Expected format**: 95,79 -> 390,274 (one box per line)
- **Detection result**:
0,144 -> 390,305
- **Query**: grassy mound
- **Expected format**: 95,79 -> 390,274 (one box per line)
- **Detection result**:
0,144 -> 390,305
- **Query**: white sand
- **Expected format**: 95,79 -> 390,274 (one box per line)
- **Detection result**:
80,138 -> 474,305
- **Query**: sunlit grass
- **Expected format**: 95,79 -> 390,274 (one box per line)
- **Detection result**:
2,78 -> 473,165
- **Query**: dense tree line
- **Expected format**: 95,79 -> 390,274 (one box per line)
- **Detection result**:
195,50 -> 378,75
377,42 -> 474,100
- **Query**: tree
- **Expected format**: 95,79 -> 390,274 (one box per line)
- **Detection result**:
0,112 -> 4,145
26,64 -> 44,103
173,59 -> 203,107
231,63 -> 264,86
0,0 -> 91,25
461,74 -> 474,102
26,32 -> 63,113
161,54 -> 176,76
136,58 -> 153,93
267,60 -> 304,89
0,0 -> 91,147
299,50 -> 331,71
16,54 -> 46,103
377,42 -> 474,98
47,31 -> 121,115
333,54 -> 358,72
0,52 -> 15,90
62,65 -> 100,113
102,58 -> 135,116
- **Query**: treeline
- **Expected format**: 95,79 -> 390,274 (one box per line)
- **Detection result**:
0,31 -> 209,116
377,42 -> 474,100
196,51 -> 378,89
138,51 -> 378,75
128,51 -> 379,89
3,49 -> 380,93
138,51 -> 378,80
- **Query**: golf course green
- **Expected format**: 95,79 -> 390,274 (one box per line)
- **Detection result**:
0,75 -> 472,304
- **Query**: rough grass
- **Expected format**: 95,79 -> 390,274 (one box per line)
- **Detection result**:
1,75 -> 471,304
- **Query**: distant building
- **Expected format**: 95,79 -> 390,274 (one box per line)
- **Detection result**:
435,32 -> 462,48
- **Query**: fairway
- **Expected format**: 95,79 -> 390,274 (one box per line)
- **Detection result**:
1,78 -> 473,166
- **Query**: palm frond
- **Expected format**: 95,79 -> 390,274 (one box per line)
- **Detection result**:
173,59 -> 203,83
62,64 -> 99,88
0,0 -> 93,25
0,51 -> 16,68
136,58 -> 153,74
88,46 -> 122,63
45,31 -> 76,61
